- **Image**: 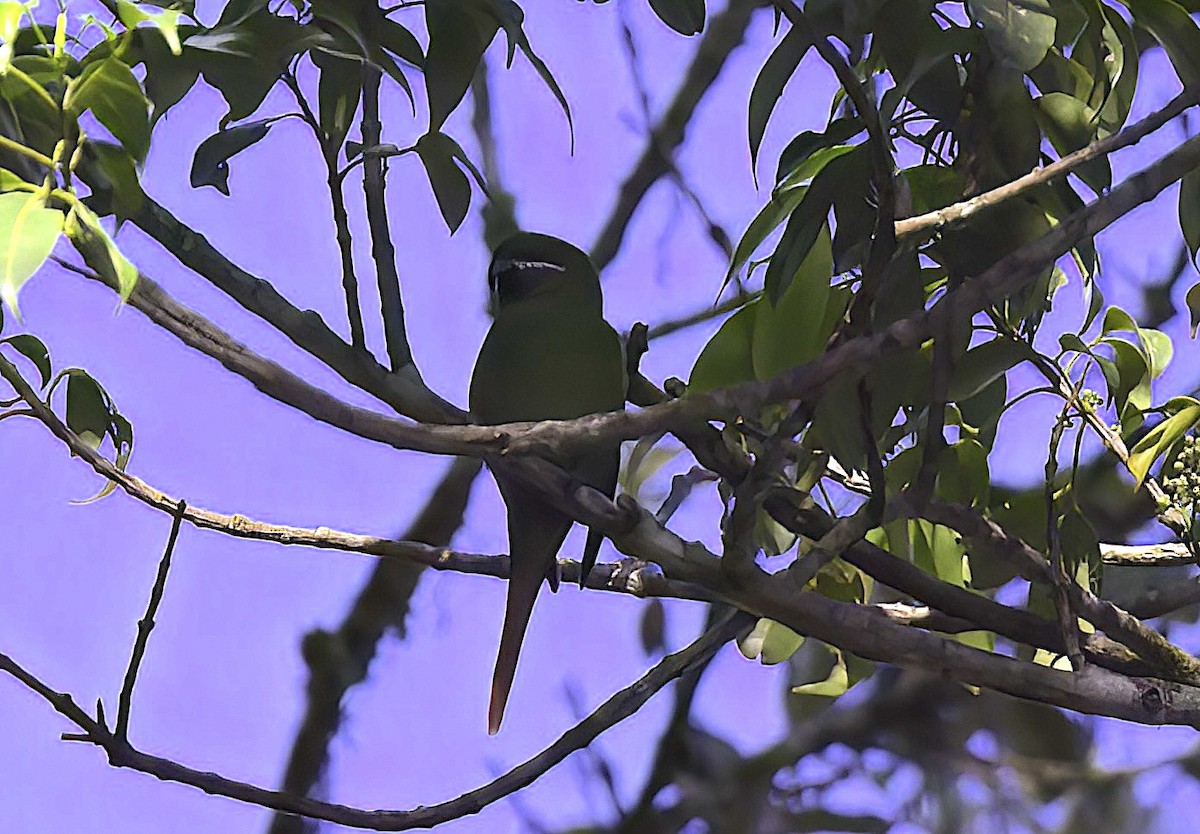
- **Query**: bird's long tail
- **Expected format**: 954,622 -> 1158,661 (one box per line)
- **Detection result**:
488,546 -> 546,735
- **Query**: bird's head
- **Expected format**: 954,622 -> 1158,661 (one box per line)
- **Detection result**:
488,232 -> 602,314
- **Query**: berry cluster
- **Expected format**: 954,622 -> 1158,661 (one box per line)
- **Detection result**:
1164,435 -> 1200,512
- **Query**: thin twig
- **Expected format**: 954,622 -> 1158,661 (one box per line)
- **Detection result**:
282,71 -> 366,349
470,60 -> 519,250
116,499 -> 187,740
1044,410 -> 1085,670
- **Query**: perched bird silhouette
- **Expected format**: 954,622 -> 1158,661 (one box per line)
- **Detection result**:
470,232 -> 625,734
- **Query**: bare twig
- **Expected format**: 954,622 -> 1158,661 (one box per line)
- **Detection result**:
643,291 -> 755,341
1044,410 -> 1085,669
115,500 -> 187,741
469,60 -> 520,250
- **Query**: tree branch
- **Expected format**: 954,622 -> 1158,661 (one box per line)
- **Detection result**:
894,87 -> 1199,243
266,458 -> 480,834
123,199 -> 462,423
0,610 -> 750,830
360,63 -> 412,372
590,0 -> 758,271
115,500 -> 186,741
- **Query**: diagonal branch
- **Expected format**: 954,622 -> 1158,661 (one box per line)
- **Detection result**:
895,87 -> 1200,243
914,499 -> 1200,685
266,458 -> 480,834
0,611 -> 750,830
123,199 -> 462,423
590,0 -> 758,271
0,347 -> 712,603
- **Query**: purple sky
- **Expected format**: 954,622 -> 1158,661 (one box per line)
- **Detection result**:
3,2 -> 1200,832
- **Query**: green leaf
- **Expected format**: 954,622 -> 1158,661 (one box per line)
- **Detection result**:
1060,501 -> 1100,590
1186,282 -> 1200,338
1142,328 -> 1173,378
117,0 -> 182,55
724,185 -> 807,288
65,370 -> 112,450
1128,401 -> 1200,486
755,507 -> 797,557
492,3 -> 574,148
773,118 -> 862,187
753,225 -> 833,380
738,618 -> 804,665
948,337 -> 1027,401
314,49 -> 360,154
81,141 -> 145,221
874,0 -> 965,123
189,119 -> 273,195
415,131 -> 472,233
920,520 -> 969,586
1102,337 -> 1150,415
1120,0 -> 1200,87
0,168 -> 33,193
0,193 -> 63,315
792,646 -> 849,696
689,302 -> 757,393
647,0 -> 705,35
138,26 -> 201,122
1100,305 -> 1138,338
64,202 -> 139,302
378,20 -> 424,68
3,333 -> 50,386
65,58 -> 151,162
1035,92 -> 1109,191
1180,167 -> 1200,267
189,8 -> 318,124
937,439 -> 990,507
0,1 -> 24,73
968,0 -> 1056,71
748,27 -> 813,178
424,0 -> 499,133
308,0 -> 415,108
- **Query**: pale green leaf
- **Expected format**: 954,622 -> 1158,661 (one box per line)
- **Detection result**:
0,193 -> 63,315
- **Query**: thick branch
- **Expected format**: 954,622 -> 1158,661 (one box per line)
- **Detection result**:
0,349 -> 710,603
916,499 -> 1200,686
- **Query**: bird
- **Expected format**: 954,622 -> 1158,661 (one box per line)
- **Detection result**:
470,231 -> 625,735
